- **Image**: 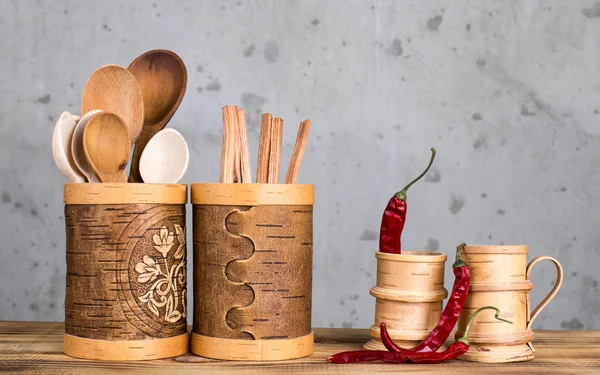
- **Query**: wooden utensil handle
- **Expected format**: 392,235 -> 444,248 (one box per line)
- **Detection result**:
525,256 -> 564,329
268,118 -> 283,184
232,107 -> 241,183
128,130 -> 153,183
116,170 -> 128,183
237,109 -> 252,183
256,114 -> 273,183
221,106 -> 237,183
285,120 -> 311,184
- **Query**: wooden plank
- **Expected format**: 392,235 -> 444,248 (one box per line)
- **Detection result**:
1,322 -> 599,374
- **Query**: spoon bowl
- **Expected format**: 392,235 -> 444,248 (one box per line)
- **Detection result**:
127,50 -> 187,182
81,64 -> 144,144
83,112 -> 131,183
52,111 -> 85,182
139,128 -> 189,183
71,110 -> 102,182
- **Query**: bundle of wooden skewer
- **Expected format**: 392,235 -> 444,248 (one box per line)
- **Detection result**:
219,105 -> 311,184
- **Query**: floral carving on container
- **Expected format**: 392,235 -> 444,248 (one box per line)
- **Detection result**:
135,225 -> 186,323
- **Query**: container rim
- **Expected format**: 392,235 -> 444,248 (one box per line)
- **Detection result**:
461,245 -> 529,254
375,250 -> 447,262
191,183 -> 314,206
64,183 -> 187,205
189,331 -> 314,361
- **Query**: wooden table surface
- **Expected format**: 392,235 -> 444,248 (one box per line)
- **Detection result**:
1,322 -> 598,374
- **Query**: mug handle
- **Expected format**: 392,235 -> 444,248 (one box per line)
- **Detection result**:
525,256 -> 564,330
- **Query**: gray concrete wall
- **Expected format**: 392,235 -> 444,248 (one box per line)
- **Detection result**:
1,0 -> 598,330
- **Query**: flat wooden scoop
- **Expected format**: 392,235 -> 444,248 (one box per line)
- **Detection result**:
83,112 -> 131,183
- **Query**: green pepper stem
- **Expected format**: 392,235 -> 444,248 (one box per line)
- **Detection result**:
453,243 -> 468,268
394,147 -> 436,201
457,306 -> 512,346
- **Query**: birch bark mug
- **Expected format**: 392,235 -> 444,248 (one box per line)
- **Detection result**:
455,245 -> 564,363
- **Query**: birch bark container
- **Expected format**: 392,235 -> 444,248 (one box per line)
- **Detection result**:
63,183 -> 188,360
364,251 -> 448,350
455,245 -> 563,363
190,183 -> 314,361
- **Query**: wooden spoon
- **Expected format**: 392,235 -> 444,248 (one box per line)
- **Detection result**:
127,50 -> 187,182
139,128 -> 189,183
71,110 -> 102,182
81,64 -> 144,143
83,112 -> 131,183
52,111 -> 85,182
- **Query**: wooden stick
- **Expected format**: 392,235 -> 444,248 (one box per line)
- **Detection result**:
220,105 -> 237,183
285,120 -> 311,184
256,113 -> 273,183
268,117 -> 283,184
237,108 -> 252,183
232,106 -> 241,183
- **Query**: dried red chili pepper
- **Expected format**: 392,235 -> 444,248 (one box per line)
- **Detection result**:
380,243 -> 470,353
382,306 -> 512,364
327,306 -> 511,364
326,350 -> 388,363
379,148 -> 436,254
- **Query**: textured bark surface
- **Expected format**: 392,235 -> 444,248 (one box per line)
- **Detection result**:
65,203 -> 187,341
193,204 -> 313,340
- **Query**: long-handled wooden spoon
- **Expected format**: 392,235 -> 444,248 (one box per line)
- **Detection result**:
81,64 -> 144,144
71,110 -> 102,182
52,111 -> 85,182
127,50 -> 187,182
139,128 -> 189,183
83,112 -> 131,183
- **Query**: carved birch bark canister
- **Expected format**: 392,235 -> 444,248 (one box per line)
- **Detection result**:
190,183 -> 314,361
455,245 -> 563,363
364,251 -> 448,350
63,183 -> 189,361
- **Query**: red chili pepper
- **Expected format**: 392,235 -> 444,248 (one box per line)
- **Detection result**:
380,243 -> 470,353
326,350 -> 387,363
383,306 -> 512,364
327,306 -> 511,364
379,148 -> 436,254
